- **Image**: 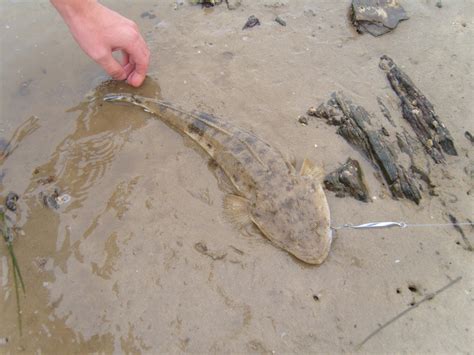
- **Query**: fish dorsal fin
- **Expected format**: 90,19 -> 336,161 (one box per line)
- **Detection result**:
300,158 -> 324,181
223,194 -> 252,228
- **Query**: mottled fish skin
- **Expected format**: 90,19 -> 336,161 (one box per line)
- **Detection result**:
103,93 -> 332,264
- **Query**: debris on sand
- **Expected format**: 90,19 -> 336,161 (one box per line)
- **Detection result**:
396,131 -> 435,196
5,192 -> 19,212
324,158 -> 370,202
464,131 -> 474,144
190,0 -> 223,7
350,0 -> 408,37
297,115 -> 309,126
243,15 -> 261,30
140,10 -> 157,19
377,96 -> 396,127
380,55 -> 457,163
194,242 -> 227,260
41,188 -> 71,210
313,92 -> 421,204
448,214 -> 473,251
275,16 -> 287,26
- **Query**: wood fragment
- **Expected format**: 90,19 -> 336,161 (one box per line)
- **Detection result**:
314,92 -> 421,203
377,96 -> 396,127
396,131 -> 436,195
379,55 -> 457,163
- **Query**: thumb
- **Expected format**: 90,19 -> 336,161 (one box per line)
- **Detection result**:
96,53 -> 127,80
126,59 -> 148,87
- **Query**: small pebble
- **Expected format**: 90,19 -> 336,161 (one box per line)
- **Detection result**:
297,116 -> 308,126
242,15 -> 260,30
464,131 -> 474,144
5,192 -> 19,212
275,16 -> 286,26
436,0 -> 442,8
307,107 -> 318,116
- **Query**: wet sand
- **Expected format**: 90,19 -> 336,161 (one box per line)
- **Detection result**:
0,0 -> 473,353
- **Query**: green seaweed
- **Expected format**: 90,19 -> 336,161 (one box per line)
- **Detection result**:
1,209 -> 25,335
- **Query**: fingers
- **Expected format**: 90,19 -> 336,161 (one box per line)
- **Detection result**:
94,22 -> 149,86
96,53 -> 127,81
121,50 -> 134,78
123,37 -> 150,87
121,50 -> 129,66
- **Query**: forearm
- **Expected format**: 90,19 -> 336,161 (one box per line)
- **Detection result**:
50,0 -> 97,23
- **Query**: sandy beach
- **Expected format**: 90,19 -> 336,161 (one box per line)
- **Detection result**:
0,0 -> 473,353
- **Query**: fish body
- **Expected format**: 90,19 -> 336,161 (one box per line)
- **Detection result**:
103,94 -> 332,264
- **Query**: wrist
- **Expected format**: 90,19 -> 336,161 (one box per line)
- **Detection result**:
51,0 -> 98,22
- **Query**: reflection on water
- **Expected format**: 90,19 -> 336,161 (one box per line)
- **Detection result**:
1,79 -> 163,352
0,116 -> 40,191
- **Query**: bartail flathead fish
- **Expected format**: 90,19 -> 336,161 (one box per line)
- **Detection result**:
103,94 -> 332,264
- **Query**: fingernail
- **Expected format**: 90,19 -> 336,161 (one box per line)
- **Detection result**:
127,73 -> 144,87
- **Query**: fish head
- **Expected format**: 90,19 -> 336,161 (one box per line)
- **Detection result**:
103,94 -> 154,112
250,179 -> 332,265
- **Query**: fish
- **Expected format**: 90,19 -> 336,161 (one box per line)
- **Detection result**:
103,93 -> 332,264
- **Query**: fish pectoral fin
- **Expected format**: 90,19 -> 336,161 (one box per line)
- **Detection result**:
223,194 -> 252,228
300,158 -> 324,181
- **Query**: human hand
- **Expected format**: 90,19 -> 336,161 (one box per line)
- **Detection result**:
52,0 -> 150,87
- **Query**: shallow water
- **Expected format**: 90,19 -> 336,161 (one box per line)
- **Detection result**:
1,0 -> 473,353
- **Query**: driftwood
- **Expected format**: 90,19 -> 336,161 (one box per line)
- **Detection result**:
324,158 -> 370,202
313,92 -> 421,204
379,55 -> 457,163
377,96 -> 396,127
396,131 -> 436,196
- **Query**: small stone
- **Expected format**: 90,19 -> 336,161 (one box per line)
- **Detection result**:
324,158 -> 370,202
242,15 -> 261,30
297,116 -> 308,126
275,16 -> 286,26
307,107 -> 318,116
436,1 -> 442,8
5,192 -> 19,212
